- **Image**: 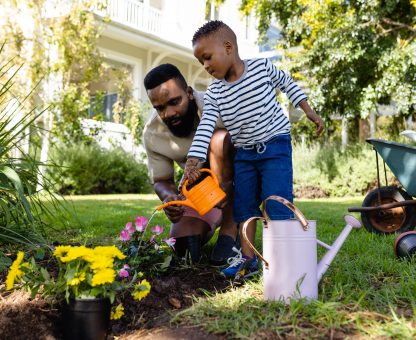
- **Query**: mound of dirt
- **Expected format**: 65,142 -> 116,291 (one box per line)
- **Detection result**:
0,266 -> 229,340
294,185 -> 328,198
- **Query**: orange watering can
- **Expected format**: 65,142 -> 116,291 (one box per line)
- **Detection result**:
156,168 -> 226,216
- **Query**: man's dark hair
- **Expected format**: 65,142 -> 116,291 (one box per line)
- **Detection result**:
192,20 -> 236,46
144,63 -> 187,91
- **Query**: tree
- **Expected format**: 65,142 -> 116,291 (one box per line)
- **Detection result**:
240,0 -> 416,143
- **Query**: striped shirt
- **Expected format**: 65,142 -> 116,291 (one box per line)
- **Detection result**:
187,58 -> 307,160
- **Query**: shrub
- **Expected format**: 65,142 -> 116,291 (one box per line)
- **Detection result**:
293,142 -> 396,197
47,143 -> 151,195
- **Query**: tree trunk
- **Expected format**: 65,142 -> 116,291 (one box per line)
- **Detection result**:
341,117 -> 348,148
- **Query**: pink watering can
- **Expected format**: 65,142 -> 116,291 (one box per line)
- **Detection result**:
241,195 -> 362,302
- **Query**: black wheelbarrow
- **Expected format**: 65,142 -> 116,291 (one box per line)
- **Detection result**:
348,138 -> 416,234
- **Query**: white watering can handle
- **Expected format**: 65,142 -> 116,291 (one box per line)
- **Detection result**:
262,195 -> 309,231
241,196 -> 309,269
241,216 -> 269,267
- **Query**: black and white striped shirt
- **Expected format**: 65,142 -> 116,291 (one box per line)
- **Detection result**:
188,58 -> 307,160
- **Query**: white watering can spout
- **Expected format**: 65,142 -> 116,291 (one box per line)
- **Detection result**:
316,215 -> 362,282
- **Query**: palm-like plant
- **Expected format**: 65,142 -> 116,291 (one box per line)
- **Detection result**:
0,44 -> 57,251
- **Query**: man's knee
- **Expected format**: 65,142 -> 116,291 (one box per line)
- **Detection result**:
210,129 -> 233,159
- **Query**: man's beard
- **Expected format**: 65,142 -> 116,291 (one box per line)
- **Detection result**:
165,99 -> 198,137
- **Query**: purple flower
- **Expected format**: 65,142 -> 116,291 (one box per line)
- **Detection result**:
125,222 -> 134,234
163,237 -> 176,249
119,229 -> 131,241
150,225 -> 163,235
135,216 -> 148,232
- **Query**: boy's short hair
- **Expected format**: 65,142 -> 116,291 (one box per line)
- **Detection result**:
144,63 -> 187,91
192,20 -> 237,46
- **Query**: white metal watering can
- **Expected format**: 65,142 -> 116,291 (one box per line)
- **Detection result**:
241,195 -> 362,302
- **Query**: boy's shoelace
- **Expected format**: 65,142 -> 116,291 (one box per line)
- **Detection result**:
226,247 -> 245,267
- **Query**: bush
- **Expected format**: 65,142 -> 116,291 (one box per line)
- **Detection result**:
47,143 -> 151,194
293,142 -> 397,197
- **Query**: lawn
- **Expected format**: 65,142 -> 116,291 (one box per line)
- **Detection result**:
47,194 -> 416,338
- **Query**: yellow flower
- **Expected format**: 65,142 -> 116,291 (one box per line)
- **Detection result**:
6,251 -> 25,290
110,303 -> 124,320
53,245 -> 72,259
132,279 -> 151,301
91,268 -> 115,286
89,255 -> 114,270
67,272 -> 86,286
59,246 -> 94,263
93,246 -> 126,260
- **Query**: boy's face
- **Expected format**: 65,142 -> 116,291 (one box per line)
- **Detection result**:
193,36 -> 232,80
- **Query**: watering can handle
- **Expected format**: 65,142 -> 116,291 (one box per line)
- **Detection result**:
182,168 -> 219,196
241,216 -> 270,268
262,195 -> 309,231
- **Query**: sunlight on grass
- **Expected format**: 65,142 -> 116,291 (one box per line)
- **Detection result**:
43,194 -> 416,338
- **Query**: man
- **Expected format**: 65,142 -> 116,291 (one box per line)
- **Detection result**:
142,63 -> 238,265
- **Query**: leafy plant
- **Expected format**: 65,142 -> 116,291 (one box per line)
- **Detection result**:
0,44 -> 63,250
5,245 -> 151,320
46,142 -> 151,194
118,215 -> 176,275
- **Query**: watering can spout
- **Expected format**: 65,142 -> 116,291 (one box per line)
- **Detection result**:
317,215 -> 362,282
156,198 -> 197,212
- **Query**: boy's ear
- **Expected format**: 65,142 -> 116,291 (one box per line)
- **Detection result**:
224,41 -> 233,54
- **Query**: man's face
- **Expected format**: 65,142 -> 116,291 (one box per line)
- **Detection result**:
147,79 -> 197,137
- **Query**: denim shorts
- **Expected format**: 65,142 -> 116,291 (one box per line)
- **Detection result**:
233,134 -> 294,223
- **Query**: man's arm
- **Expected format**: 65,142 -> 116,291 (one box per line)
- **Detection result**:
154,178 -> 184,223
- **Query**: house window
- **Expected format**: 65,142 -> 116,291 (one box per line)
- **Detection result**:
88,92 -> 119,122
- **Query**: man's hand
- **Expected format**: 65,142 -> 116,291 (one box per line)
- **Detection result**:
162,194 -> 185,223
182,157 -> 204,186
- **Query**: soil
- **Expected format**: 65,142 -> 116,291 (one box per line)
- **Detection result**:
0,266 -> 229,340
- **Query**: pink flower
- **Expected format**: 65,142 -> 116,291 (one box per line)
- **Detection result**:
119,229 -> 131,241
163,237 -> 176,249
125,222 -> 134,234
135,216 -> 148,232
119,269 -> 129,278
150,235 -> 156,243
150,225 -> 163,235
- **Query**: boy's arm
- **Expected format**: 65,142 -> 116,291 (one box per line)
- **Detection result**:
298,100 -> 324,136
183,90 -> 220,185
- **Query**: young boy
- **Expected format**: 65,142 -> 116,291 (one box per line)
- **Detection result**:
183,20 -> 324,280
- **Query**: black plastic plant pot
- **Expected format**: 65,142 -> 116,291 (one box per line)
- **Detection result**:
394,231 -> 416,260
62,297 -> 111,340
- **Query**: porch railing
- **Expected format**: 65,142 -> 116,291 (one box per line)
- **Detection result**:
101,0 -> 163,36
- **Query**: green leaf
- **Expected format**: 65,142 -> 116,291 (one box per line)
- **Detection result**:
159,255 -> 172,270
0,254 -> 12,272
40,267 -> 50,281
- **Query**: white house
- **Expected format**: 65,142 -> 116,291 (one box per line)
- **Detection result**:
83,0 -> 278,155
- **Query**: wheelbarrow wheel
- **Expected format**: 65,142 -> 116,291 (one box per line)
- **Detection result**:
361,186 -> 415,234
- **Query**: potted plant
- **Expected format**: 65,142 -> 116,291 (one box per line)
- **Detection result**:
5,244 -> 151,340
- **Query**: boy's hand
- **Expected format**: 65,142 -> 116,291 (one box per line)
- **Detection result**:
299,100 -> 324,136
307,112 -> 324,136
181,157 -> 203,187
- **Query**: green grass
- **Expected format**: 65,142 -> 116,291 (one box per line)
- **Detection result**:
45,195 -> 416,338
